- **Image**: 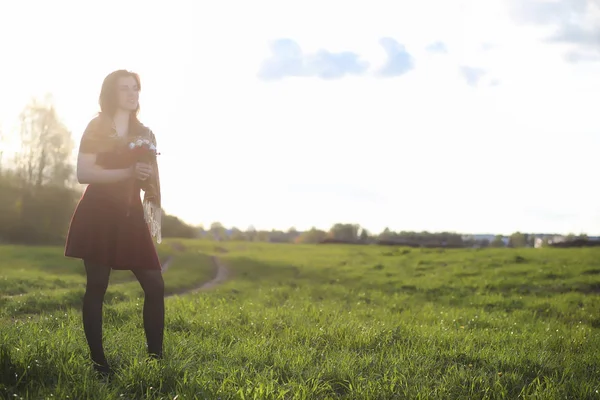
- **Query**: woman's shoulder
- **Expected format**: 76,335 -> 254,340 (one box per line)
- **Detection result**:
79,114 -> 116,153
84,113 -> 113,136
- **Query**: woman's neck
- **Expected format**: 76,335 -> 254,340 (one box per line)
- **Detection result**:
112,109 -> 130,137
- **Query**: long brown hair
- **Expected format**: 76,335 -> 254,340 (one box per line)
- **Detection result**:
98,70 -> 142,131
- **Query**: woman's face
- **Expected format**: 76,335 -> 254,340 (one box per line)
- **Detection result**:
116,75 -> 139,112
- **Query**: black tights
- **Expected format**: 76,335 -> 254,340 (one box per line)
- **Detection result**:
83,261 -> 165,368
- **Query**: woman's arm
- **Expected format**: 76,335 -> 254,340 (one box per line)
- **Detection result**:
77,152 -> 133,184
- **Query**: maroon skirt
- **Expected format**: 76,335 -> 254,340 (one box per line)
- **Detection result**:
65,181 -> 161,271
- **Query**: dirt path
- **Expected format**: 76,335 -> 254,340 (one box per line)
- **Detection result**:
195,256 -> 229,291
160,255 -> 175,272
162,243 -> 230,298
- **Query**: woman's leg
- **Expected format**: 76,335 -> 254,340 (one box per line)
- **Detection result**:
132,269 -> 165,358
82,260 -> 112,372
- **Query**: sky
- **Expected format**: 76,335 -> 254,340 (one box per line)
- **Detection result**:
0,0 -> 599,235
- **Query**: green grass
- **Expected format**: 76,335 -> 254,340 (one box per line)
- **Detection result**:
1,240 -> 599,399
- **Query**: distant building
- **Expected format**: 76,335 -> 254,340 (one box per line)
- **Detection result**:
534,235 -> 566,248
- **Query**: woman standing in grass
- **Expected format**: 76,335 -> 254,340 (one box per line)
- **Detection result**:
65,70 -> 164,376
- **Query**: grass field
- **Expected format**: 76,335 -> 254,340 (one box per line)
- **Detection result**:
1,241 -> 599,399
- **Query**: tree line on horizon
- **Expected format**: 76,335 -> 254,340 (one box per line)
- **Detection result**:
183,222 -> 591,248
0,97 -> 593,248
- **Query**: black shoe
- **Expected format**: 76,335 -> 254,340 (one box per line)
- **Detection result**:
147,353 -> 163,363
92,361 -> 113,378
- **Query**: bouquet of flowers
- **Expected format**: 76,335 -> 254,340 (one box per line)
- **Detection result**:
128,137 -> 160,162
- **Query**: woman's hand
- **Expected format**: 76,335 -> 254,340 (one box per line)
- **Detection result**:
134,162 -> 153,181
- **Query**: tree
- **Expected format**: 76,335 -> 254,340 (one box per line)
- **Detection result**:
161,212 -> 197,238
15,96 -> 74,188
490,235 -> 505,248
508,232 -> 527,248
209,222 -> 226,241
230,227 -> 246,241
359,228 -> 370,243
295,227 -> 327,244
378,227 -> 395,241
328,223 -> 360,242
256,230 -> 270,242
0,97 -> 80,244
526,234 -> 535,247
247,225 -> 257,242
286,227 -> 299,242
